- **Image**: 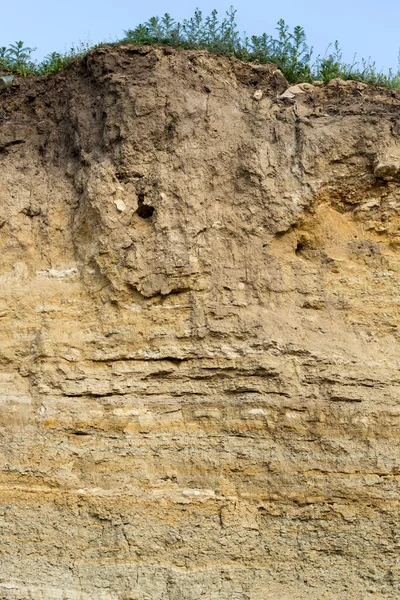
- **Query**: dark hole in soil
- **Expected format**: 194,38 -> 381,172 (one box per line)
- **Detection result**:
137,194 -> 155,219
295,239 -> 307,255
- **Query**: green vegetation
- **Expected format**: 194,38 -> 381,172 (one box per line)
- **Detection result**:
123,8 -> 400,86
0,40 -> 91,76
1,7 -> 400,88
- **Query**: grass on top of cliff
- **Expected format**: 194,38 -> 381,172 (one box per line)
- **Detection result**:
2,7 -> 400,88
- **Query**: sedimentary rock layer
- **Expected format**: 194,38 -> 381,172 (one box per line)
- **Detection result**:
0,46 -> 400,599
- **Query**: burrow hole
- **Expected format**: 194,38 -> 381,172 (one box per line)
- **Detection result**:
295,240 -> 306,255
136,194 -> 155,219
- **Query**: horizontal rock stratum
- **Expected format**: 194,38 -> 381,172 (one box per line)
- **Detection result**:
1,45 -> 400,599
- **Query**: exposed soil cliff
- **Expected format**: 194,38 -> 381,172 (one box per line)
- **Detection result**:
1,45 -> 400,599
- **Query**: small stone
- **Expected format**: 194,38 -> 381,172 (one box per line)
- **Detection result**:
279,83 -> 315,100
374,161 -> 400,182
253,89 -> 263,101
299,83 -> 314,92
298,116 -> 314,127
114,199 -> 126,212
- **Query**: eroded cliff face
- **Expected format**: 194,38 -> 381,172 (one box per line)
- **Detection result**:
0,45 -> 400,600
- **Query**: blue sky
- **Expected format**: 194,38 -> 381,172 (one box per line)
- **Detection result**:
0,0 -> 398,72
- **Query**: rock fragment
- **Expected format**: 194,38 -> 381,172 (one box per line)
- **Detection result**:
114,198 -> 127,212
279,82 -> 315,100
